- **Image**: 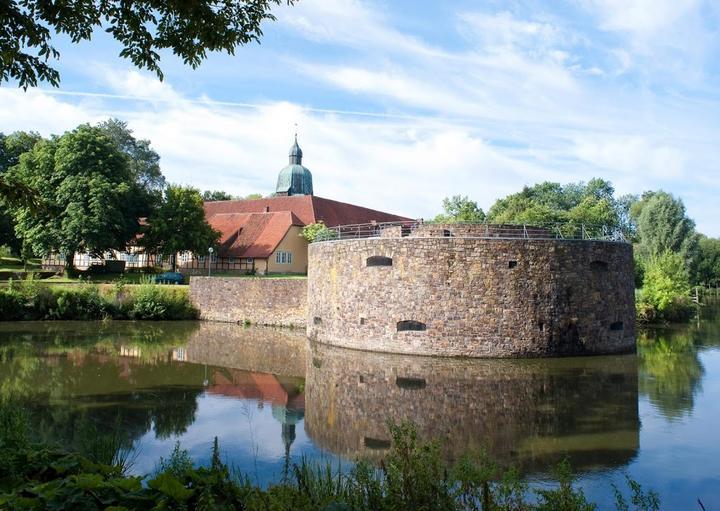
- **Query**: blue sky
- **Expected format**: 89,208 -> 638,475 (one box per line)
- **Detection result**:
2,0 -> 720,235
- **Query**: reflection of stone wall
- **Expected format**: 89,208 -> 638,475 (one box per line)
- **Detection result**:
190,277 -> 307,327
308,238 -> 635,357
185,323 -> 307,377
304,342 -> 639,472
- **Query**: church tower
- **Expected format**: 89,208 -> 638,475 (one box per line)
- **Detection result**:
276,136 -> 314,196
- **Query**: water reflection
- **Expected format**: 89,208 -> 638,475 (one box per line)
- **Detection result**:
3,308 -> 720,489
305,342 -> 640,473
0,321 -> 308,468
638,330 -> 703,421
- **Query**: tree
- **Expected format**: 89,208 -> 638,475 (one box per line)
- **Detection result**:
0,131 -> 43,253
7,125 -> 147,271
300,222 -> 336,243
2,0 -> 295,88
432,195 -> 485,223
631,191 -> 699,273
142,185 -> 220,271
486,178 -> 622,227
98,119 -> 165,198
695,236 -> 720,287
202,190 -> 235,202
640,251 -> 693,321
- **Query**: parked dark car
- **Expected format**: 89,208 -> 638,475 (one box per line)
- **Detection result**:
153,272 -> 184,285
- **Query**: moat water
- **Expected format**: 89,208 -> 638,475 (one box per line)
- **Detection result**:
1,303 -> 719,508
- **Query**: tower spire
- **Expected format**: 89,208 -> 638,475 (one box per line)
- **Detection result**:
288,128 -> 303,165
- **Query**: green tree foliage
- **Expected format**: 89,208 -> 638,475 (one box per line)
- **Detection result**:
202,190 -> 235,201
142,185 -> 220,271
6,125 -> 148,271
631,191 -> 698,269
487,178 -> 621,228
432,195 -> 486,223
98,119 -> 165,201
300,222 -> 337,242
637,251 -> 693,322
694,236 -> 720,287
2,0 -> 296,88
0,131 -> 43,254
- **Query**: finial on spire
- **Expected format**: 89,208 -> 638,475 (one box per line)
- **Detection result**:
288,127 -> 302,165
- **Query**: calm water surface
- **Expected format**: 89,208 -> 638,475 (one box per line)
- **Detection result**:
1,303 -> 719,509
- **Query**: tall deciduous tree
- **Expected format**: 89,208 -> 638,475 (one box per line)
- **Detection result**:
7,125 -> 147,271
98,119 -> 165,197
432,195 -> 486,223
142,185 -> 220,271
631,191 -> 699,272
0,131 -> 43,253
695,236 -> 720,287
2,0 -> 295,88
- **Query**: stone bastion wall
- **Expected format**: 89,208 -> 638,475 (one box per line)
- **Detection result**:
307,231 -> 635,358
190,277 -> 307,327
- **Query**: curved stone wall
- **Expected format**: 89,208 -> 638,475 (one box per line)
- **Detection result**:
307,235 -> 635,357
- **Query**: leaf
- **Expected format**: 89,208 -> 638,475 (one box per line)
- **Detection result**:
148,472 -> 194,502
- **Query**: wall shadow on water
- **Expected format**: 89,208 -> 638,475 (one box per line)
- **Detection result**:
305,341 -> 640,475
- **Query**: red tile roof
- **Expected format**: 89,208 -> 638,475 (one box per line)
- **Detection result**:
207,211 -> 303,258
204,195 -> 412,228
205,196 -> 412,259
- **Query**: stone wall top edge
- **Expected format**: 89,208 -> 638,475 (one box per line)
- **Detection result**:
310,237 -> 630,246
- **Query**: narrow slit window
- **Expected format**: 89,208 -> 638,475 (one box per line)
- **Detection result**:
397,320 -> 426,332
590,260 -> 609,271
396,377 -> 427,390
367,256 -> 393,267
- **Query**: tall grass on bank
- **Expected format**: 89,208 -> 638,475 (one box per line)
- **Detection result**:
0,409 -> 662,511
0,278 -> 197,321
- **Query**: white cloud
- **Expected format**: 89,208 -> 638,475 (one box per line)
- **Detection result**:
582,0 -> 699,35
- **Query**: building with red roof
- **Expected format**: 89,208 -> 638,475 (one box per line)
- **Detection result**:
179,138 -> 412,275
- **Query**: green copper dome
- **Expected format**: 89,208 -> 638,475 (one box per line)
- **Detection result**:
276,136 -> 314,196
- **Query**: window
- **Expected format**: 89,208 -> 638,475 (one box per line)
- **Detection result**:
508,260 -> 518,269
590,260 -> 609,271
610,321 -> 624,331
397,320 -> 427,332
198,255 -> 205,263
367,256 -> 393,267
396,377 -> 427,390
275,251 -> 293,264
228,257 -> 234,264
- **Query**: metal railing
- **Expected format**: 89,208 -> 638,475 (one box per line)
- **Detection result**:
313,221 -> 628,243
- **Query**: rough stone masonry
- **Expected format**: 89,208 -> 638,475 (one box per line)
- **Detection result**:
307,233 -> 635,357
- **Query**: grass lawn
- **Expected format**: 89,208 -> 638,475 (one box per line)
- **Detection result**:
0,257 -> 41,272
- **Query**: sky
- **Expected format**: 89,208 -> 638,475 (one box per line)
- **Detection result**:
1,0 -> 720,235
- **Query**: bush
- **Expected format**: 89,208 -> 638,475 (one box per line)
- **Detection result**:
50,285 -> 113,320
125,284 -> 198,320
0,281 -> 197,322
637,251 -> 694,323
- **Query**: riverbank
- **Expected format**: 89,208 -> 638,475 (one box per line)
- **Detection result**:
0,280 -> 197,321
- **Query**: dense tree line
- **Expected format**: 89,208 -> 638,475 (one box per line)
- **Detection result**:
0,120 -> 220,272
434,180 -> 719,322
